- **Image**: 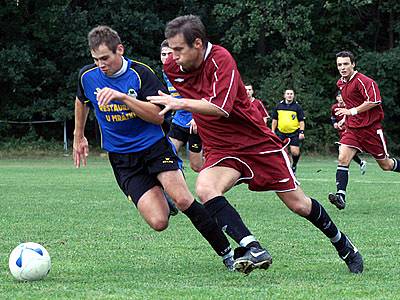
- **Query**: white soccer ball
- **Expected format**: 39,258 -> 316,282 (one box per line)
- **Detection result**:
9,242 -> 51,281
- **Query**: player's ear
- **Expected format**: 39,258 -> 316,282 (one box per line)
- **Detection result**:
116,44 -> 124,56
193,38 -> 203,49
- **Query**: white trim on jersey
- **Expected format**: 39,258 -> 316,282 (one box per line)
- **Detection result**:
357,77 -> 381,104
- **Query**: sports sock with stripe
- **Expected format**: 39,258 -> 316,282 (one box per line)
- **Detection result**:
336,165 -> 349,198
392,158 -> 400,172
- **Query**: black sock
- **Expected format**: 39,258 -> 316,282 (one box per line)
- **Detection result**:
305,199 -> 347,252
352,155 -> 361,165
204,196 -> 252,244
292,154 -> 300,168
336,165 -> 349,197
305,198 -> 339,239
182,200 -> 231,257
392,158 -> 400,172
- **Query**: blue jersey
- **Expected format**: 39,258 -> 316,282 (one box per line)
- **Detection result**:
162,72 -> 192,128
77,58 -> 167,153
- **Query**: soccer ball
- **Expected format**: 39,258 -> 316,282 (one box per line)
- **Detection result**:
9,242 -> 51,281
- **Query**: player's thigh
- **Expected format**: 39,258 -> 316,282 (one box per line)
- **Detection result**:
137,185 -> 170,231
196,166 -> 241,201
169,137 -> 184,152
338,145 -> 357,165
157,170 -> 194,211
189,151 -> 203,172
290,145 -> 300,156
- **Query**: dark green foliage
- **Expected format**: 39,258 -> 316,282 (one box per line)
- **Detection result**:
0,0 -> 399,153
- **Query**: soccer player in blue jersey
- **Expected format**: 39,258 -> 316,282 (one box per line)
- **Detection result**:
73,26 -> 237,271
160,40 -> 203,172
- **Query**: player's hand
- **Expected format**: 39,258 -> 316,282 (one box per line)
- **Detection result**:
337,118 -> 345,130
96,87 -> 125,107
187,119 -> 198,134
335,107 -> 350,116
73,136 -> 89,168
333,123 -> 339,129
148,90 -> 184,115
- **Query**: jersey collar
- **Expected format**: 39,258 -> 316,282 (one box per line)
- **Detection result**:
341,70 -> 358,83
108,56 -> 128,78
204,42 -> 212,61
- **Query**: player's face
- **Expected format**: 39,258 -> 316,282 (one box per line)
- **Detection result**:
91,43 -> 124,76
245,85 -> 254,99
284,90 -> 294,102
336,57 -> 355,80
160,46 -> 173,64
168,33 -> 204,70
336,94 -> 344,105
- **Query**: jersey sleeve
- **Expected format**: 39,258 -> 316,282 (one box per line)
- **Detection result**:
297,104 -> 305,121
271,105 -> 278,120
202,50 -> 240,116
76,65 -> 94,104
256,100 -> 269,118
135,64 -> 168,101
357,77 -> 382,104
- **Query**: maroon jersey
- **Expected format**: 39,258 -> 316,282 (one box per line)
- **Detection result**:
252,98 -> 270,120
337,71 -> 384,128
164,43 -> 283,155
331,102 -> 345,134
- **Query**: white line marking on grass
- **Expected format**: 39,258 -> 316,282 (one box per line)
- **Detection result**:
299,178 -> 400,184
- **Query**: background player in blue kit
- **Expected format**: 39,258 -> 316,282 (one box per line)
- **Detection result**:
73,26 -> 236,270
160,40 -> 203,172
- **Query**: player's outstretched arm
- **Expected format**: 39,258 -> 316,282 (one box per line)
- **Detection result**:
148,90 -> 226,117
73,98 -> 90,168
96,87 -> 164,125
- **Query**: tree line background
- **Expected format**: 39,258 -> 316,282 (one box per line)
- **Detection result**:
1,0 -> 399,154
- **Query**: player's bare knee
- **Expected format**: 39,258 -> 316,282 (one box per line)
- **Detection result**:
190,162 -> 202,173
290,203 -> 309,217
172,195 -> 193,211
148,217 -> 169,232
378,160 -> 392,171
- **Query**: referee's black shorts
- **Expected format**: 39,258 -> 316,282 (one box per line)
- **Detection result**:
109,137 -> 182,205
275,130 -> 301,147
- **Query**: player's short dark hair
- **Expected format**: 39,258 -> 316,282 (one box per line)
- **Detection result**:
336,50 -> 355,64
88,25 -> 121,53
160,39 -> 169,50
165,15 -> 208,48
284,89 -> 295,94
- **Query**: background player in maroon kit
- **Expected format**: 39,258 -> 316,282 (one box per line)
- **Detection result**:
149,15 -> 363,274
245,84 -> 270,125
331,91 -> 367,175
329,51 -> 400,210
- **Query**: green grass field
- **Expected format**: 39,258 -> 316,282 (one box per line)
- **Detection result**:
0,155 -> 399,299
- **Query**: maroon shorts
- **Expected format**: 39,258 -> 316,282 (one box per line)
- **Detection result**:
339,123 -> 389,160
202,149 -> 297,192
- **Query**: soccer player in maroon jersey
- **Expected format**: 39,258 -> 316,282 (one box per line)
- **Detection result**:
148,15 -> 363,274
331,91 -> 367,175
328,51 -> 400,210
245,84 -> 270,125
